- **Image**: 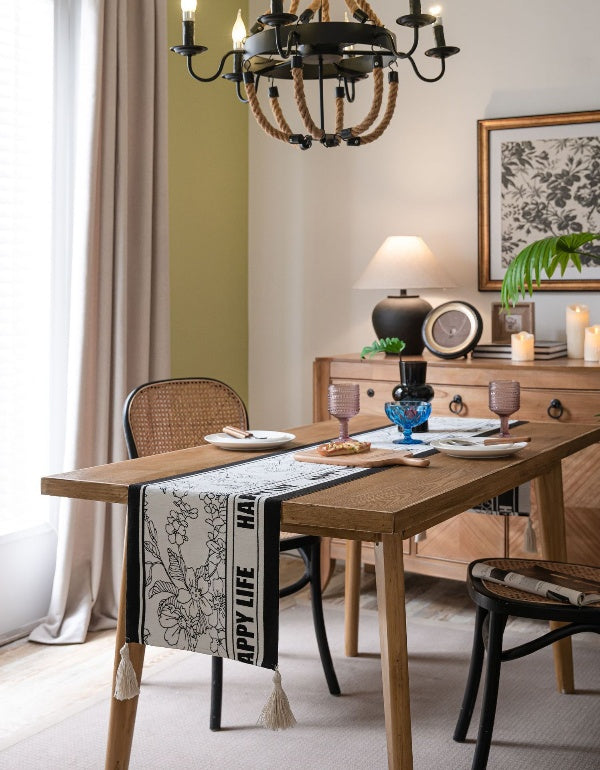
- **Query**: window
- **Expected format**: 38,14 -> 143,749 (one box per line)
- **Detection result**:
0,1 -> 54,534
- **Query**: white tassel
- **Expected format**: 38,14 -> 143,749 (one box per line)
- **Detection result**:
524,516 -> 537,553
257,668 -> 296,731
114,643 -> 140,701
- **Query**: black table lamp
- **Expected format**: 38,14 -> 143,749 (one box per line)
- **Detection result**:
354,236 -> 456,355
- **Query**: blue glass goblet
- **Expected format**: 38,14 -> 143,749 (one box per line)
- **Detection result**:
384,401 -> 432,445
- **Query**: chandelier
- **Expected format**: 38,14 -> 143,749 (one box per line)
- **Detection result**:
171,1 -> 459,150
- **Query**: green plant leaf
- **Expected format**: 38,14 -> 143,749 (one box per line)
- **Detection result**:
360,337 -> 406,358
500,233 -> 600,308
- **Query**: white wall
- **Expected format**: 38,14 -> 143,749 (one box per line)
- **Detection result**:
248,0 -> 600,428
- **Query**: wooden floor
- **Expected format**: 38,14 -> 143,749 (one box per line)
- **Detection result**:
0,556 -> 538,751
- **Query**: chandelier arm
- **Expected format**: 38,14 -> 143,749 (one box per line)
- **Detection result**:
344,78 -> 356,103
245,79 -> 291,143
354,76 -> 398,145
292,66 -> 325,140
186,50 -> 237,83
350,63 -> 383,136
354,0 -> 383,26
236,81 -> 249,104
408,54 -> 446,83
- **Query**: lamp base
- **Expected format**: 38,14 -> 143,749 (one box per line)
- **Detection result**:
372,295 -> 432,355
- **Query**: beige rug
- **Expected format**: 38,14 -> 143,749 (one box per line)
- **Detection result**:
1,600 -> 598,770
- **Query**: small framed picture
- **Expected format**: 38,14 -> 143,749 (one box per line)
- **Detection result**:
491,302 -> 535,343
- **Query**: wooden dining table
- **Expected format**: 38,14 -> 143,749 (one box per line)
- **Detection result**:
41,415 -> 600,770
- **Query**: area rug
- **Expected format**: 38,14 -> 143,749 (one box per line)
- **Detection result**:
1,602 -> 598,770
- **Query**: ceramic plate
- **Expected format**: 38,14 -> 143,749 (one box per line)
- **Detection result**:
429,439 -> 528,459
204,431 -> 296,451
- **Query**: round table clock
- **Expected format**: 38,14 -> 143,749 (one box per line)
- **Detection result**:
422,301 -> 483,359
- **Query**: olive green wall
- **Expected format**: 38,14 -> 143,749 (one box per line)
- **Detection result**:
168,1 -> 248,402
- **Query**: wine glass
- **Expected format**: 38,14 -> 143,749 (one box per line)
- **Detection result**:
384,401 -> 432,445
328,383 -> 360,442
489,380 -> 520,437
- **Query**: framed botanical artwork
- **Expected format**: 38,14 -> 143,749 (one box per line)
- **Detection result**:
478,110 -> 600,291
490,302 -> 535,343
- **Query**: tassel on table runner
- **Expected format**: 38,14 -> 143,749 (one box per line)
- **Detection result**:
524,516 -> 537,553
258,668 -> 296,731
114,642 -> 140,701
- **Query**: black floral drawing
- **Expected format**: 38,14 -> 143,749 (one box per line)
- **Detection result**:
501,136 -> 600,267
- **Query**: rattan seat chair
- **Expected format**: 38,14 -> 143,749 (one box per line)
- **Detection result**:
123,377 -> 340,731
454,557 -> 600,770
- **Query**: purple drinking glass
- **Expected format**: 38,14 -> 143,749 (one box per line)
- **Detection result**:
488,380 -> 520,437
328,383 -> 360,441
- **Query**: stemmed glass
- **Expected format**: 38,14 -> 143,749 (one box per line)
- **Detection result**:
328,383 -> 360,442
384,401 -> 432,445
488,380 -> 520,437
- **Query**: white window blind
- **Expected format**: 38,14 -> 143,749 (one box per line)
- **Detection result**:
0,1 -> 54,534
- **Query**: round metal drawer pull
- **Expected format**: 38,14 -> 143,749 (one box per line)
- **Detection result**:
449,394 -> 464,414
547,398 -> 564,419
366,388 -> 375,398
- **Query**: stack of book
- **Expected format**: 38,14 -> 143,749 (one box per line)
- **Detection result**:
472,340 -> 567,360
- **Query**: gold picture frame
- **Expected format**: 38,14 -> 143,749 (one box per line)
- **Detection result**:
478,110 -> 600,291
491,302 -> 535,344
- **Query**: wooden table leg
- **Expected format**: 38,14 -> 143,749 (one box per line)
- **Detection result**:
345,539 -> 362,657
105,540 -> 145,769
375,534 -> 413,770
532,460 -> 574,694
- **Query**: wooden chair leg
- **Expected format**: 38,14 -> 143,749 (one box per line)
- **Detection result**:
472,611 -> 507,770
454,604 -> 487,742
105,545 -> 144,770
344,539 -> 362,657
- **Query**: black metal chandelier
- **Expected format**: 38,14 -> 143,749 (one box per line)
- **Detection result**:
171,1 -> 459,150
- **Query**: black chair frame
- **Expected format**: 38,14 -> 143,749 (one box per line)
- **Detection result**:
454,558 -> 600,770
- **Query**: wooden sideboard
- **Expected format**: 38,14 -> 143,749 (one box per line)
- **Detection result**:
314,353 -> 600,580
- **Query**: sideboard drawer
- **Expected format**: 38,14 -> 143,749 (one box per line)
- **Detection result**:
430,384 -> 599,423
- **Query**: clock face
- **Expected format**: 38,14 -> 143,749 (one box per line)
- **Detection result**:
422,302 -> 483,359
431,309 -> 473,347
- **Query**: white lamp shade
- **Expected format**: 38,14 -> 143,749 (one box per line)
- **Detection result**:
354,236 -> 456,291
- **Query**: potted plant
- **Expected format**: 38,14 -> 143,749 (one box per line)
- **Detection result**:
360,337 -> 406,359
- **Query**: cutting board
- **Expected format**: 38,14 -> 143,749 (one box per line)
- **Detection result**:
293,448 -> 430,468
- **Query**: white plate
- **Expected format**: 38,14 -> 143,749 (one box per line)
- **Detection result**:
204,431 -> 296,451
429,439 -> 528,459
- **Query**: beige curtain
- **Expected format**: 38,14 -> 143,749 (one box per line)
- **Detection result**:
31,0 -> 170,644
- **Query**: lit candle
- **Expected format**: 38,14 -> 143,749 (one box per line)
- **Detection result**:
584,325 -> 600,362
566,304 -> 590,359
429,5 -> 445,46
181,0 -> 197,46
181,0 -> 197,22
231,9 -> 246,50
511,331 -> 534,362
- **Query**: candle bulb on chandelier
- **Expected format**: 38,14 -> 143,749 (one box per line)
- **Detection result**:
232,9 -> 246,50
429,5 -> 446,46
181,0 -> 197,46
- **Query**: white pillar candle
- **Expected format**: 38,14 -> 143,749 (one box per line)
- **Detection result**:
511,331 -> 535,361
584,325 -> 600,362
566,304 -> 589,359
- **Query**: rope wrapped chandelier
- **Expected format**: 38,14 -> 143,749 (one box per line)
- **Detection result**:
171,1 -> 460,150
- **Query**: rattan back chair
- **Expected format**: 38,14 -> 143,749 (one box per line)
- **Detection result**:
454,557 -> 600,769
123,377 -> 340,731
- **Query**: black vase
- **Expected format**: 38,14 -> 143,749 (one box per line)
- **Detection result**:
392,360 -> 434,432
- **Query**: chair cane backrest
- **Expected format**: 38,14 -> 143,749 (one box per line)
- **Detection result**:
123,377 -> 248,458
